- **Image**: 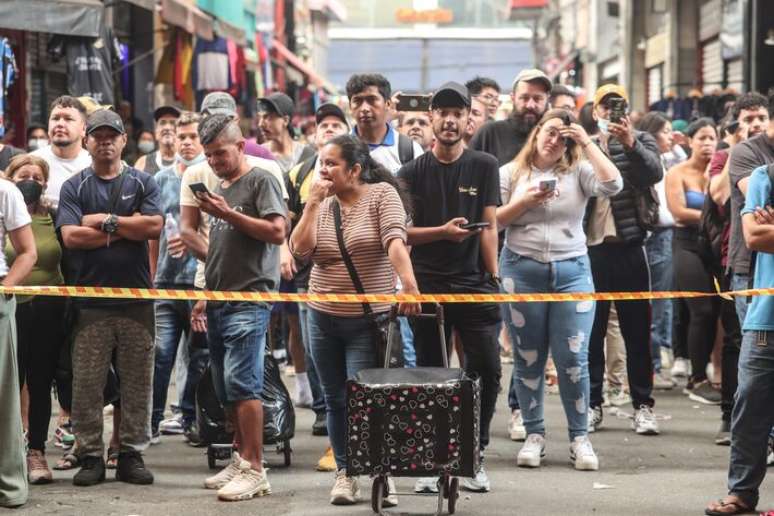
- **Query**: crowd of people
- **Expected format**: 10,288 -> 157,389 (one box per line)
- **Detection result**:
0,65 -> 772,516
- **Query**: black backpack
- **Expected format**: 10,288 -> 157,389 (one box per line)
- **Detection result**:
696,189 -> 728,276
397,133 -> 415,165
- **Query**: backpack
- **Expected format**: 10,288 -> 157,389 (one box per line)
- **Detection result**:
397,133 -> 415,165
696,190 -> 727,276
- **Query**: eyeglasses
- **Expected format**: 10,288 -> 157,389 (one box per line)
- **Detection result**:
475,94 -> 501,105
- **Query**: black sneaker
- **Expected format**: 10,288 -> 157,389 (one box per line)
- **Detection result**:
715,420 -> 731,446
116,451 -> 154,485
183,422 -> 204,447
687,380 -> 721,405
73,456 -> 106,486
312,412 -> 328,436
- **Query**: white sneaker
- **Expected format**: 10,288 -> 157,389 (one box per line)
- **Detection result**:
159,415 -> 184,435
632,405 -> 660,435
217,459 -> 271,501
383,477 -> 398,507
462,463 -> 491,492
204,452 -> 242,490
653,370 -> 676,390
569,436 -> 599,471
517,434 -> 545,468
660,348 -> 674,371
508,409 -> 526,441
671,358 -> 690,379
330,470 -> 360,505
588,406 -> 603,433
606,387 -> 631,407
414,476 -> 439,493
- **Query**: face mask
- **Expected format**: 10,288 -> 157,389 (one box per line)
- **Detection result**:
177,153 -> 206,168
138,141 -> 155,154
597,118 -> 610,136
28,139 -> 48,151
16,180 -> 43,205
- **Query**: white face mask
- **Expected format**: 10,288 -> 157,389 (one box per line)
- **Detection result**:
597,118 -> 610,136
28,138 -> 48,151
138,141 -> 156,154
176,152 -> 206,168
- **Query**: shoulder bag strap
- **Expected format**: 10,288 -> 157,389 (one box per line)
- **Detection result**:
332,200 -> 373,317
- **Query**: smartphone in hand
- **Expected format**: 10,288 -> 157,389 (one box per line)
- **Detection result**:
188,182 -> 212,198
459,221 -> 491,230
539,179 -> 557,192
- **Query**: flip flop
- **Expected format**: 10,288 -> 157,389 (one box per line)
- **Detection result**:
106,447 -> 119,469
705,497 -> 755,515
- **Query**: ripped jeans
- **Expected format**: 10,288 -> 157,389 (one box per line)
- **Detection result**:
500,248 -> 595,440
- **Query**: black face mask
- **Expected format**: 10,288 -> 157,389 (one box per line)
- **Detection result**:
16,180 -> 43,205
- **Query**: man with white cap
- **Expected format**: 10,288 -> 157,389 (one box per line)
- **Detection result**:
470,69 -> 552,165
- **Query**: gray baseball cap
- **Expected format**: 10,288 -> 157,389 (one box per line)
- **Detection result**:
201,92 -> 237,117
511,68 -> 553,92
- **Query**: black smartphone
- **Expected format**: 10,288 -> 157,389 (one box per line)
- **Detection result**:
559,112 -> 575,150
609,97 -> 626,124
188,182 -> 212,197
459,222 -> 491,231
725,120 -> 740,135
396,94 -> 431,112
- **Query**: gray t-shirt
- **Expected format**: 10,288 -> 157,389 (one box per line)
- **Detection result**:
728,133 -> 774,274
205,167 -> 286,293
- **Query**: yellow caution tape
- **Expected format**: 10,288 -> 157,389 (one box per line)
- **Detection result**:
0,285 -> 770,303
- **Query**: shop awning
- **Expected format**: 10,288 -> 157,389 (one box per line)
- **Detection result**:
214,19 -> 246,47
271,39 -> 337,93
0,0 -> 103,37
161,0 -> 214,41
121,0 -> 156,10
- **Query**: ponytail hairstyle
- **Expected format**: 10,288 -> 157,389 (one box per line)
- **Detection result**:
509,108 -> 583,187
326,134 -> 413,216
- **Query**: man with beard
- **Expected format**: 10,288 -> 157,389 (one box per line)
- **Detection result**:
398,111 -> 433,151
31,96 -> 93,206
398,82 -> 501,494
134,105 -> 180,175
470,69 -> 551,165
463,96 -> 488,147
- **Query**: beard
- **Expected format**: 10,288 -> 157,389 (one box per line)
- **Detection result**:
511,107 -> 545,134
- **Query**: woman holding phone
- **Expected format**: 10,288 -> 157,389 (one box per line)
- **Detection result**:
497,109 -> 622,471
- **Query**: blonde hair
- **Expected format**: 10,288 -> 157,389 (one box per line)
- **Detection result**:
5,154 -> 50,183
509,109 -> 584,187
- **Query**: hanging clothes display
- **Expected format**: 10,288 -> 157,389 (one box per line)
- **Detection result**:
48,26 -> 122,106
192,36 -> 231,108
0,38 -> 18,139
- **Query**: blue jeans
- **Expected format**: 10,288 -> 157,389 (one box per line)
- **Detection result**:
646,228 -> 673,372
308,308 -> 379,470
297,289 -> 325,415
727,330 -> 774,509
500,248 -> 595,440
152,296 -> 209,430
399,317 -> 416,368
206,302 -> 270,404
732,273 -> 750,326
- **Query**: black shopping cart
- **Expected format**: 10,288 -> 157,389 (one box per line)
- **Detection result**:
346,304 -> 481,515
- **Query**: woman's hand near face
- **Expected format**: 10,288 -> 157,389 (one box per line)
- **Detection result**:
308,178 -> 334,206
560,123 -> 592,146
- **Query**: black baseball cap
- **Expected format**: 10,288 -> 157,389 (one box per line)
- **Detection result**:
431,81 -> 471,109
315,103 -> 348,126
257,93 -> 295,118
153,105 -> 182,121
86,109 -> 125,135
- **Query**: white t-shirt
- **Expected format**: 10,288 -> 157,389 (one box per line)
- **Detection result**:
0,180 -> 32,277
31,145 -> 92,206
360,125 -> 424,174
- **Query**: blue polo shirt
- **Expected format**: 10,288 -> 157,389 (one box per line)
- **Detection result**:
741,165 -> 774,331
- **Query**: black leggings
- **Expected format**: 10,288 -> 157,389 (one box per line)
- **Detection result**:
16,296 -> 67,452
672,227 -> 719,384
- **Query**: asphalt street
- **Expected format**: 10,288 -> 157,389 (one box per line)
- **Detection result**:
16,366 -> 774,516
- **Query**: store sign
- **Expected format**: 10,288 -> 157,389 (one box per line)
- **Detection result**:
395,8 -> 453,24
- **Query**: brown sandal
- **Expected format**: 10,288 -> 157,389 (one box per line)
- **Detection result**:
106,447 -> 119,469
705,496 -> 755,515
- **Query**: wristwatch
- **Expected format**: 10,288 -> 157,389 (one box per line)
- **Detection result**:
101,214 -> 119,234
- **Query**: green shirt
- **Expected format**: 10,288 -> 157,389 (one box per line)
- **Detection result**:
5,213 -> 64,302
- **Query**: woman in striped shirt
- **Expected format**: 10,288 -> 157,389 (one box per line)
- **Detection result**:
290,134 -> 419,506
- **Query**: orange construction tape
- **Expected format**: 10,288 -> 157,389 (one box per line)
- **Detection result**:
0,285 -> 770,303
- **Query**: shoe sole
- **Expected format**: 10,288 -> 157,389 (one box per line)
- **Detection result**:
115,473 -> 154,485
312,429 -> 329,436
73,473 -> 106,487
509,429 -> 526,441
330,493 -> 359,505
29,476 -> 53,485
715,438 -> 731,446
570,456 -> 599,471
219,486 -> 271,501
517,452 -> 545,468
633,427 -> 660,435
687,392 -> 721,405
462,483 -> 490,492
382,497 -> 399,507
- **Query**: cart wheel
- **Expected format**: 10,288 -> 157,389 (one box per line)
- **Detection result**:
283,440 -> 292,467
441,474 -> 450,499
448,477 -> 459,515
207,447 -> 217,470
371,476 -> 384,514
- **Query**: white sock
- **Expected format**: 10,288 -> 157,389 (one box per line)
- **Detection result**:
296,372 -> 312,403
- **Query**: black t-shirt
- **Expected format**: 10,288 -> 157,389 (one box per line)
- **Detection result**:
56,166 -> 162,307
0,145 -> 23,172
398,149 -> 500,282
468,117 -> 529,166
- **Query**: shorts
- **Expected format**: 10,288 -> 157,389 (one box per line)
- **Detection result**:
206,302 -> 270,403
272,278 -> 299,315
